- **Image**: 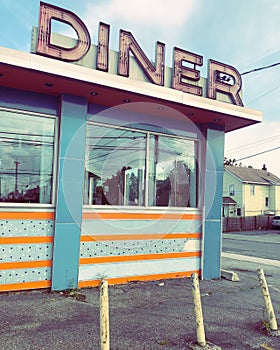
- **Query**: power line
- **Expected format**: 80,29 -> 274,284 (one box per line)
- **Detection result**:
227,134 -> 280,154
236,146 -> 280,161
245,83 -> 280,106
239,61 -> 280,106
241,61 -> 280,75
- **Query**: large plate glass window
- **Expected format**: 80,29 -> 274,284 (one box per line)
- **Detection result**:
84,123 -> 198,208
148,134 -> 197,207
0,109 -> 56,204
84,124 -> 146,206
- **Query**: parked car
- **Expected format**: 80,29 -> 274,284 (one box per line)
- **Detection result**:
271,216 -> 280,229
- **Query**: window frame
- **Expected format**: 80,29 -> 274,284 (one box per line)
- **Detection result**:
0,107 -> 58,208
229,184 -> 235,196
265,196 -> 269,207
250,184 -> 255,196
84,121 -> 200,210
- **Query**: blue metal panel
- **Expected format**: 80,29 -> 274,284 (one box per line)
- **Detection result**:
52,223 -> 81,289
204,171 -> 224,220
87,102 -> 199,139
205,125 -> 225,172
202,126 -> 225,279
202,220 -> 221,279
87,103 -> 130,126
52,94 -> 87,291
56,158 -> 85,224
0,86 -> 58,115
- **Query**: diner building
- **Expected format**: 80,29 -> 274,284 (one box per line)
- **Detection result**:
0,2 -> 262,292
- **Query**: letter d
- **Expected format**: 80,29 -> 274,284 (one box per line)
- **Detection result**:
36,2 -> 91,61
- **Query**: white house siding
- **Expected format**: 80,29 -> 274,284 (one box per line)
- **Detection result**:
243,183 -> 270,216
269,186 -> 275,211
223,168 -> 280,217
271,185 -> 280,215
223,171 -> 243,215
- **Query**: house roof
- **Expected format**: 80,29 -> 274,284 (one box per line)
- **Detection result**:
225,165 -> 280,185
222,196 -> 237,205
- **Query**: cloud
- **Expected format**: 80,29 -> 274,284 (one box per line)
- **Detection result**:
85,0 -> 197,28
225,121 -> 280,177
83,0 -> 199,48
235,1 -> 280,70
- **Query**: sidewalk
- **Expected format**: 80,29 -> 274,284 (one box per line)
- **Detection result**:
1,265 -> 280,349
223,229 -> 280,240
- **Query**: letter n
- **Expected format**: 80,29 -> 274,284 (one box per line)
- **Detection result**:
118,30 -> 165,86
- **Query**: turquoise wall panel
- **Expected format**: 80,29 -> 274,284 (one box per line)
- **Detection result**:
202,126 -> 225,279
56,158 -> 85,224
52,94 -> 87,291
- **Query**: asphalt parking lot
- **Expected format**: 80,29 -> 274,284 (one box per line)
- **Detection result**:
1,231 -> 279,350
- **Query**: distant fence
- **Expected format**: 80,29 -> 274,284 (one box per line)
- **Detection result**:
222,215 -> 274,232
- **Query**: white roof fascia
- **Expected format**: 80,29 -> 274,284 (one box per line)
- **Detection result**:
1,46 -> 263,123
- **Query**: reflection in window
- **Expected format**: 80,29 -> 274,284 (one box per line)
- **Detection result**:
84,125 -> 146,206
84,123 -> 198,208
149,135 -> 197,207
0,110 -> 55,204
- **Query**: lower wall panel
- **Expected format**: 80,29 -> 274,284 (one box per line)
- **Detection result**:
79,257 -> 200,281
79,271 -> 200,288
79,211 -> 202,287
80,239 -> 200,257
0,212 -> 54,292
0,210 -> 202,291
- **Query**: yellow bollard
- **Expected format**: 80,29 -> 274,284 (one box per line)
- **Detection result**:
257,268 -> 278,331
100,279 -> 110,350
191,273 -> 206,346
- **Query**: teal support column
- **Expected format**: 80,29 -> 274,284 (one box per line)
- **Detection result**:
202,125 -> 225,279
52,95 -> 87,291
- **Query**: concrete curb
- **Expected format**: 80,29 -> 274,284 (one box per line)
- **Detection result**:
221,269 -> 240,282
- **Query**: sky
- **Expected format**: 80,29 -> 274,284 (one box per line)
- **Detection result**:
1,0 -> 279,176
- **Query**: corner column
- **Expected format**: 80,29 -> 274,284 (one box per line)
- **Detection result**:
52,94 -> 87,291
201,125 -> 225,279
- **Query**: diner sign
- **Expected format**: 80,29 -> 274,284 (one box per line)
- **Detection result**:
36,2 -> 243,106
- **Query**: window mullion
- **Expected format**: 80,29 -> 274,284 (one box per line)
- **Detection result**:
145,133 -> 150,207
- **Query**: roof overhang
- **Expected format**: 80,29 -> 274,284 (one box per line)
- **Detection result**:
0,47 -> 262,132
222,197 -> 237,205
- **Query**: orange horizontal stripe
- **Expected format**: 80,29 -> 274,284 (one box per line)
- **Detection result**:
81,233 -> 201,242
0,212 -> 54,220
83,212 -> 201,221
0,260 -> 52,270
80,251 -> 200,265
0,280 -> 51,292
78,270 -> 201,288
0,236 -> 53,245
